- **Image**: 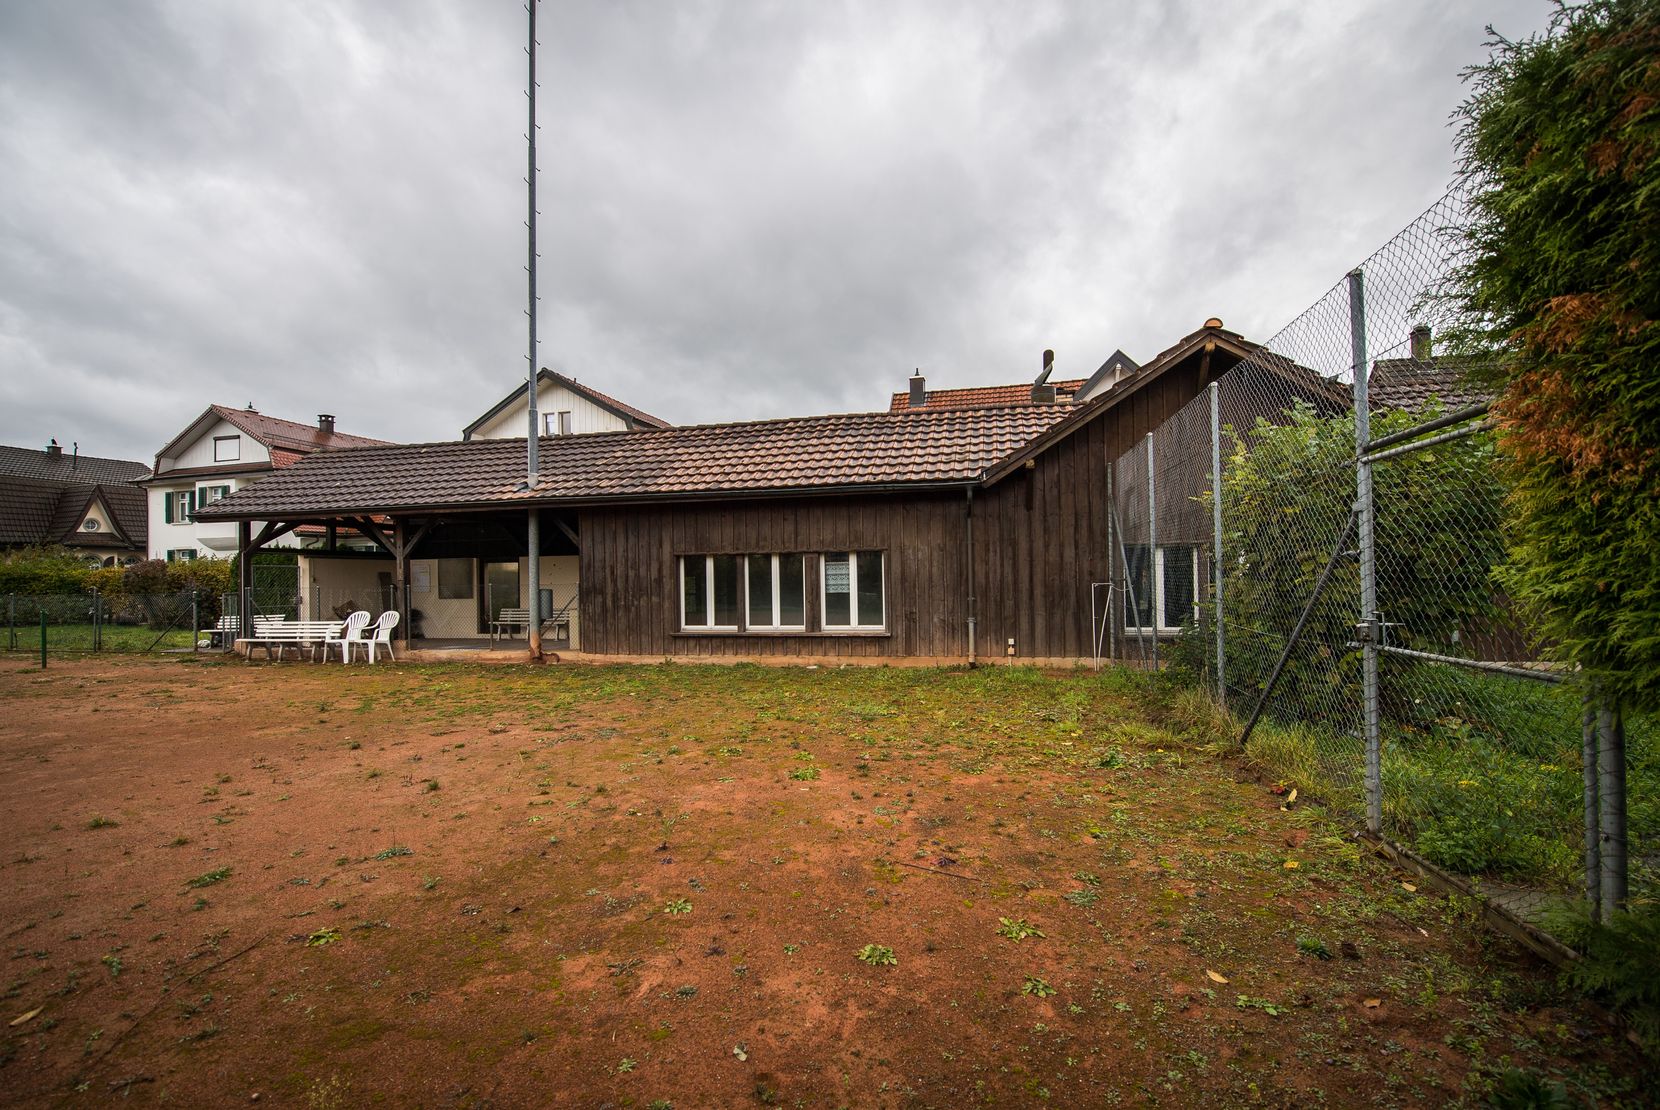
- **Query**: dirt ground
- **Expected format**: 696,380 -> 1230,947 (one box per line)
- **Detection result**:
0,656 -> 1647,1108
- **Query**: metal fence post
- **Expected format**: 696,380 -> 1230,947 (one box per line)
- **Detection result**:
1146,432 -> 1158,669
91,588 -> 101,653
191,589 -> 200,654
1582,694 -> 1601,921
7,594 -> 15,651
1597,701 -> 1627,918
1350,268 -> 1382,835
39,611 -> 47,669
1209,381 -> 1225,708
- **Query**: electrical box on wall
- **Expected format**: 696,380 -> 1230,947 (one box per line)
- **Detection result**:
1006,637 -> 1016,657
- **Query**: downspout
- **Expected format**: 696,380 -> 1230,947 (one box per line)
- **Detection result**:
965,486 -> 977,666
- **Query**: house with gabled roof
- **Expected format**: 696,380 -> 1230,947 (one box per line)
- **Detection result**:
0,441 -> 151,563
462,368 -> 671,441
888,349 -> 1141,412
197,321 -> 1265,663
141,405 -> 389,561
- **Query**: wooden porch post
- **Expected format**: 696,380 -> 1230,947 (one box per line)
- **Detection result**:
392,518 -> 410,644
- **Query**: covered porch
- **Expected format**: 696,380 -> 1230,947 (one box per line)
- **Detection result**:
235,508 -> 581,658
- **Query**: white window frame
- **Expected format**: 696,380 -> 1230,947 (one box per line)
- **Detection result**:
744,554 -> 806,631
680,555 -> 740,631
1126,545 -> 1198,633
820,551 -> 886,631
543,411 -> 573,436
167,548 -> 197,563
174,491 -> 193,523
213,435 -> 240,462
201,484 -> 229,504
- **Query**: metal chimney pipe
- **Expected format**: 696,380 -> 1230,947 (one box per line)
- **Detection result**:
1031,349 -> 1057,403
317,414 -> 335,435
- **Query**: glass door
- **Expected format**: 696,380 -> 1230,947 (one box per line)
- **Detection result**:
483,562 -> 520,632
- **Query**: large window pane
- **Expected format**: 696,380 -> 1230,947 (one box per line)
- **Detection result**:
682,557 -> 706,627
778,554 -> 805,627
824,552 -> 852,626
855,551 -> 884,626
1162,547 -> 1196,628
747,556 -> 774,627
437,559 -> 473,599
712,555 -> 740,627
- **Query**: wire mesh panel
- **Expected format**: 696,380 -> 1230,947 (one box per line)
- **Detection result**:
1108,182 -> 1651,926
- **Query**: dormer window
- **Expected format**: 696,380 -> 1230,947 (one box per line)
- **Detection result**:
543,411 -> 573,436
213,435 -> 241,462
81,518 -> 100,532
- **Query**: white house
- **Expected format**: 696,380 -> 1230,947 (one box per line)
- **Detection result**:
142,406 -> 388,561
462,368 -> 670,440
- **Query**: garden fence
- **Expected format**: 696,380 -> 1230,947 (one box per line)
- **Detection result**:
1108,183 -> 1649,938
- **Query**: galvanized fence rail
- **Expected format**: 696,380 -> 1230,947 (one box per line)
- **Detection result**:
1109,184 -> 1650,938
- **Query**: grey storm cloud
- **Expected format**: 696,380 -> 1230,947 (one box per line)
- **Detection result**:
0,1 -> 1552,462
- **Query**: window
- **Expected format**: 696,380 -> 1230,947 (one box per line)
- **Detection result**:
166,490 -> 196,524
681,555 -> 741,629
81,518 -> 100,532
746,554 -> 806,630
166,548 -> 197,562
1125,545 -> 1198,632
822,551 -> 885,630
213,435 -> 240,462
437,558 -> 473,599
201,484 -> 231,504
543,411 -> 573,436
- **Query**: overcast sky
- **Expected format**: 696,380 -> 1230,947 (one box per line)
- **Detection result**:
0,1 -> 1552,462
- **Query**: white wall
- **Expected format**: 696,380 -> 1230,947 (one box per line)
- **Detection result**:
470,382 -> 630,439
406,555 -> 580,645
300,555 -> 394,620
157,417 -> 271,472
147,476 -> 298,559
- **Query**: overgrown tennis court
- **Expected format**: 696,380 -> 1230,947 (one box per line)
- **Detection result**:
0,658 -> 1646,1106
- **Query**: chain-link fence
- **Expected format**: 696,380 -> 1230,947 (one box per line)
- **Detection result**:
4,590 -> 216,655
1110,183 -> 1652,935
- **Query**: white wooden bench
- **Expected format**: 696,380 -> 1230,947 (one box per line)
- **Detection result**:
237,619 -> 346,661
198,613 -> 283,650
489,607 -> 531,644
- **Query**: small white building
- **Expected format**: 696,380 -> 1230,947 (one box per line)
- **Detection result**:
142,406 -> 388,561
462,368 -> 670,440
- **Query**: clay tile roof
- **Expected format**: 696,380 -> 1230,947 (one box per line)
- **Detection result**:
0,444 -> 150,485
212,406 -> 391,463
1370,358 -> 1493,413
197,405 -> 1071,519
890,379 -> 1087,411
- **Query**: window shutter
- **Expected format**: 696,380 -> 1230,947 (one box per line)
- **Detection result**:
188,489 -> 198,519
163,492 -> 174,524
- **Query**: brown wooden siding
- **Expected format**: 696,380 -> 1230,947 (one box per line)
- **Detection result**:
578,347 -> 1227,661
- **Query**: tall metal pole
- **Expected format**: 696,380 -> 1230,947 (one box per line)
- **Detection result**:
1145,433 -> 1158,669
1209,381 -> 1225,708
1350,268 -> 1381,835
524,0 -> 543,655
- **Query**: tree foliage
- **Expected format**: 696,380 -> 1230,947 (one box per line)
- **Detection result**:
1451,0 -> 1660,711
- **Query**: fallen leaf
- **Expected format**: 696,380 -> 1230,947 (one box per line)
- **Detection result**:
1205,969 -> 1229,984
732,1043 -> 748,1062
1283,860 -> 1300,870
9,1007 -> 41,1027
1417,927 -> 1429,937
1363,998 -> 1382,1009
1400,881 -> 1417,892
1279,788 -> 1299,811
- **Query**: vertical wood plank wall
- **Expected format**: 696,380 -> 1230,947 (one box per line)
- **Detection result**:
578,351 -> 1219,662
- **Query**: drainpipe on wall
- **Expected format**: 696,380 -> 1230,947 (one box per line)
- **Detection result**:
965,487 -> 977,666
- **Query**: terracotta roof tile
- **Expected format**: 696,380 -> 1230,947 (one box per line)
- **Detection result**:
198,405 -> 1070,520
1370,358 -> 1493,413
890,379 -> 1087,411
212,406 -> 391,455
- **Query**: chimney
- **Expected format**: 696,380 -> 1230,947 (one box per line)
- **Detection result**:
1031,349 -> 1056,403
318,414 -> 336,436
45,438 -> 61,458
1409,325 -> 1432,362
908,370 -> 926,408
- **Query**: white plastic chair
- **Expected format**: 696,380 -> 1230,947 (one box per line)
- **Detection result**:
363,610 -> 400,664
330,609 -> 372,664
